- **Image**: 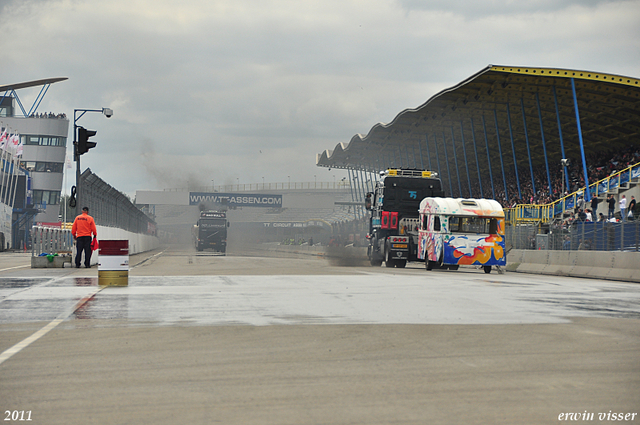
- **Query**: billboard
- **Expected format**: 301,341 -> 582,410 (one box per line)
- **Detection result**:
189,192 -> 283,208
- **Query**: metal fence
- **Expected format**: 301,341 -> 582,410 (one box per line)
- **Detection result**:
505,221 -> 640,252
81,169 -> 156,235
31,225 -> 73,256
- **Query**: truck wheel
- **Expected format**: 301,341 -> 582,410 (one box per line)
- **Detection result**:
426,260 -> 435,271
370,258 -> 383,267
384,245 -> 396,268
448,265 -> 459,271
396,260 -> 407,268
484,266 -> 492,274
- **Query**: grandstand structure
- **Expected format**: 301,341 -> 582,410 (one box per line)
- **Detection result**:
316,65 -> 640,223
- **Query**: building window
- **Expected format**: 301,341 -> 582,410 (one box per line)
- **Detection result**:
20,161 -> 63,173
32,190 -> 60,206
21,135 -> 67,147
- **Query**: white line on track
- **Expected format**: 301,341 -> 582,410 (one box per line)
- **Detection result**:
0,264 -> 30,272
0,285 -> 106,366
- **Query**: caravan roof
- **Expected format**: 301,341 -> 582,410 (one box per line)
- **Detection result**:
419,197 -> 504,218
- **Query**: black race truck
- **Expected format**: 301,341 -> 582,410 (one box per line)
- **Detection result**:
193,211 -> 229,253
366,169 -> 444,268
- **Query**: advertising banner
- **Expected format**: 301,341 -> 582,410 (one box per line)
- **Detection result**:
189,192 -> 283,208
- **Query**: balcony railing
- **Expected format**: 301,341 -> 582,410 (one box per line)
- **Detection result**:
506,162 -> 640,224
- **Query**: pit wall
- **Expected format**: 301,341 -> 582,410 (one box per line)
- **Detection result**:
507,249 -> 639,283
255,244 -> 639,283
87,225 -> 159,265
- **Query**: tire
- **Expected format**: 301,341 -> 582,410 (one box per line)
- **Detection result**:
448,265 -> 459,271
484,266 -> 492,274
396,260 -> 407,268
384,243 -> 396,268
368,245 -> 383,266
426,260 -> 435,271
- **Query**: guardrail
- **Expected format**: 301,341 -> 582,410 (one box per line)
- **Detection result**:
506,162 -> 640,224
31,226 -> 74,256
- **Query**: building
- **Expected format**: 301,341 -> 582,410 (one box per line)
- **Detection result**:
0,78 -> 69,246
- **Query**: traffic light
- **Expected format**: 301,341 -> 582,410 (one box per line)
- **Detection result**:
76,126 -> 97,156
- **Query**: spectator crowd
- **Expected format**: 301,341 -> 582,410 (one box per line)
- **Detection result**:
449,147 -> 640,208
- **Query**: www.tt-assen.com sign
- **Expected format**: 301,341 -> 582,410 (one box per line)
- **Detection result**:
189,192 -> 282,208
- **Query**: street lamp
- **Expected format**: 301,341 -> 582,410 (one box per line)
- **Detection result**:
72,107 -> 112,212
561,158 -> 570,197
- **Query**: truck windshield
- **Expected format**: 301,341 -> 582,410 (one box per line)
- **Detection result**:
382,177 -> 444,215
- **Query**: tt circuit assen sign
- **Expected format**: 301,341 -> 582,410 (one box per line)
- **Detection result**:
189,192 -> 283,208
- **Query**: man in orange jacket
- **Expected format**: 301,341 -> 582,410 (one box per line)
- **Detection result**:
72,206 -> 97,268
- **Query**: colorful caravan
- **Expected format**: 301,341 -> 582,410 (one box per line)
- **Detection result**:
418,197 -> 506,273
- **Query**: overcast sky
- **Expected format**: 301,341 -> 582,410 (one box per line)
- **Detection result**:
1,0 -> 639,197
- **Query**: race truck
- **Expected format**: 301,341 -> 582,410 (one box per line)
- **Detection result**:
193,211 -> 229,253
366,169 -> 445,268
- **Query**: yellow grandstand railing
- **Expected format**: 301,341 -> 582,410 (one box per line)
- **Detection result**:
505,161 -> 640,225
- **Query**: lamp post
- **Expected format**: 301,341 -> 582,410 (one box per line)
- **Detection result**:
561,158 -> 569,210
72,107 -> 112,213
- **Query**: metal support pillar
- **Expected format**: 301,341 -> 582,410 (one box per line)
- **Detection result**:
433,133 -> 442,183
470,118 -> 483,197
481,115 -> 495,199
450,127 -> 462,197
520,98 -> 536,196
571,78 -> 591,201
405,146 -> 411,169
493,110 -> 508,203
506,103 -> 522,199
536,93 -> 553,196
459,121 -> 472,197
553,86 -> 570,194
425,135 -> 432,171
347,169 -> 359,219
441,131 -> 453,196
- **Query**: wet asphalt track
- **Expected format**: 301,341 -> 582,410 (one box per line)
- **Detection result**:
1,248 -> 639,327
1,246 -> 639,425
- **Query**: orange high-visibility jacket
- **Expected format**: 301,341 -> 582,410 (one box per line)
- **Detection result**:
72,212 -> 97,238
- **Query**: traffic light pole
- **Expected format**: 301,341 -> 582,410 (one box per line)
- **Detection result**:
72,107 -> 112,214
74,123 -> 82,212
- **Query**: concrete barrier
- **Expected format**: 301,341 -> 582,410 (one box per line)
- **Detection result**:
250,244 -> 639,283
84,226 -> 159,266
509,249 -> 640,283
31,255 -> 72,268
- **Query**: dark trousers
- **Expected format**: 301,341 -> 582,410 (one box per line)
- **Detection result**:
76,236 -> 93,267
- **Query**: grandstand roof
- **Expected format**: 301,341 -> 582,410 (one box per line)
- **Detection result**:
0,77 -> 67,93
316,65 -> 640,196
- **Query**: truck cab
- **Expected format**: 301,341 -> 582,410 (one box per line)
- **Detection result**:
194,211 -> 229,253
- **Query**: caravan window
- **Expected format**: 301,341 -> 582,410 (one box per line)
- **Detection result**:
450,216 -> 491,233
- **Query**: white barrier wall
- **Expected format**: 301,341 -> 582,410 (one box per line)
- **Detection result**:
507,249 -> 640,283
83,226 -> 160,265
